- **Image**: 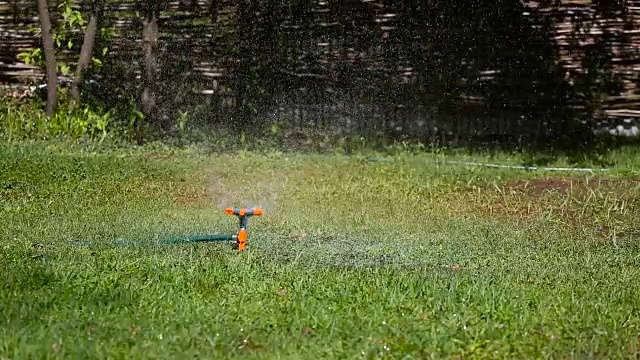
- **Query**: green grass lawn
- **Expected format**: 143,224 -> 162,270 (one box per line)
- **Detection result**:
1,142 -> 640,359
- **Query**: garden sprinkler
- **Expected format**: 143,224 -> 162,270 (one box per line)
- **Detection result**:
224,207 -> 263,251
157,207 -> 263,251
73,207 -> 263,250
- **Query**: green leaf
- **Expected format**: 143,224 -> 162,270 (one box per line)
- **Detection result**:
58,63 -> 71,76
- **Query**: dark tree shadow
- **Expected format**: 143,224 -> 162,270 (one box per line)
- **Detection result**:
393,0 -> 628,162
219,0 -> 628,161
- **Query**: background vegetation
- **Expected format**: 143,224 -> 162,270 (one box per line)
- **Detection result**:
1,0 -> 639,154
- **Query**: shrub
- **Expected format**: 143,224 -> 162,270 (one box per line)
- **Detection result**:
0,91 -> 110,142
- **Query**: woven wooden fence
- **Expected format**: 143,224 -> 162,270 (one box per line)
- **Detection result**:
1,0 -> 639,143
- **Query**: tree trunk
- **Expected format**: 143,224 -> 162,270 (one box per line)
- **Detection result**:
36,0 -> 57,117
142,11 -> 159,131
70,11 -> 99,105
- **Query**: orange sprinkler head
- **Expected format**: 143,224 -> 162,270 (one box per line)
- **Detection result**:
253,208 -> 264,216
225,207 -> 263,217
223,208 -> 263,251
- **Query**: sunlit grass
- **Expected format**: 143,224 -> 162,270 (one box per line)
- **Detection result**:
1,142 -> 639,358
